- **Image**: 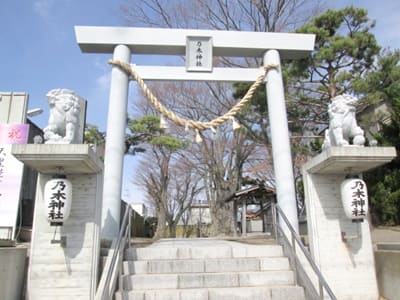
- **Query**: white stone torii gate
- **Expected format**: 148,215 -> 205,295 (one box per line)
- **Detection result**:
75,26 -> 315,239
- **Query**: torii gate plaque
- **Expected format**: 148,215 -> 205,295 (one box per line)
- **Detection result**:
75,26 -> 315,239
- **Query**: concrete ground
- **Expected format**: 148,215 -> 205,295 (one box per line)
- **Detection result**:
131,232 -> 276,247
371,226 -> 400,244
132,226 -> 400,248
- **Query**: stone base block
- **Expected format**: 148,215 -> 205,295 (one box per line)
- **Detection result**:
302,146 -> 396,299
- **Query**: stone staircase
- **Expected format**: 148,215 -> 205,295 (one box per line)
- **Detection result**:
115,238 -> 305,300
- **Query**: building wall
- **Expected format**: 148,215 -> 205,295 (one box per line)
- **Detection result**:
0,92 -> 28,124
187,205 -> 211,226
130,203 -> 148,218
19,120 -> 43,230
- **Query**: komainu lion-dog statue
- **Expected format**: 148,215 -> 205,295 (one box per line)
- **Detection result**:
322,94 -> 365,150
43,89 -> 83,144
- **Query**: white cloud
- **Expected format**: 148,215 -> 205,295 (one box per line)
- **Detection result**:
94,58 -> 112,91
96,72 -> 111,91
33,0 -> 55,18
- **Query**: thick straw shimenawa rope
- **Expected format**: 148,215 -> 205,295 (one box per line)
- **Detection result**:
108,59 -> 278,131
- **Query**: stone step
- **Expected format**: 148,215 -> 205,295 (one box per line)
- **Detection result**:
124,244 -> 283,261
115,286 -> 305,300
123,257 -> 290,274
117,239 -> 304,300
122,270 -> 294,290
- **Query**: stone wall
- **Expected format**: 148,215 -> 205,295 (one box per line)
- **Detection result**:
27,172 -> 102,300
375,247 -> 400,300
301,147 -> 396,299
0,247 -> 27,300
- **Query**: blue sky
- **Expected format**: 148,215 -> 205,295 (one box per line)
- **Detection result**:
1,0 -> 399,202
0,0 -> 123,130
1,0 -> 399,131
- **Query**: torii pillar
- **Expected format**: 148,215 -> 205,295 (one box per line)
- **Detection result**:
75,26 -> 315,239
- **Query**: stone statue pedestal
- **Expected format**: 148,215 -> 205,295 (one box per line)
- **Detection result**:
12,144 -> 103,300
302,146 -> 396,299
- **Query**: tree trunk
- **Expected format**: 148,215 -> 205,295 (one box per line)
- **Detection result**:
209,200 -> 236,236
210,185 -> 236,236
168,223 -> 177,238
204,171 -> 238,237
153,205 -> 166,240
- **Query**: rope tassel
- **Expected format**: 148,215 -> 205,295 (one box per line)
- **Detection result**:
195,129 -> 203,143
159,115 -> 168,130
230,116 -> 241,130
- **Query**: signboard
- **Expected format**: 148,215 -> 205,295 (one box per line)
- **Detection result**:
0,124 -> 29,144
0,124 -> 29,239
186,36 -> 213,72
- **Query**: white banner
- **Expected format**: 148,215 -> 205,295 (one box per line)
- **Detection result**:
0,123 -> 29,239
0,145 -> 25,239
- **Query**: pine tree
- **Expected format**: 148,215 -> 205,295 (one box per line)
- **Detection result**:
362,50 -> 400,225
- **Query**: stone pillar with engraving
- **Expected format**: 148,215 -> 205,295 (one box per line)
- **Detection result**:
12,90 -> 103,300
302,95 -> 396,299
